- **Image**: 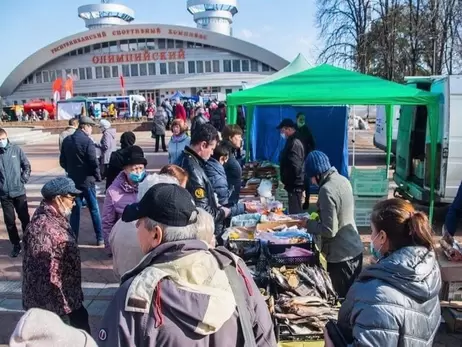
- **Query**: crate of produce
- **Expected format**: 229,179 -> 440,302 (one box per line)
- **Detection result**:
350,167 -> 389,196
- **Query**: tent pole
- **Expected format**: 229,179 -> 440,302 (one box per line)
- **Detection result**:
385,104 -> 393,177
352,106 -> 356,167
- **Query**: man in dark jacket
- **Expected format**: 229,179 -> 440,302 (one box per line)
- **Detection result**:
105,131 -> 136,189
0,128 -> 31,257
295,112 -> 316,210
176,124 -> 230,239
60,116 -> 103,245
221,125 -> 243,205
190,107 -> 209,137
98,183 -> 276,347
278,118 -> 305,214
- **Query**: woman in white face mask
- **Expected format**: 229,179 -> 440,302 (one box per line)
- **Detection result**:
22,177 -> 92,334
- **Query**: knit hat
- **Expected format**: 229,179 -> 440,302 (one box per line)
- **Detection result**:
41,177 -> 81,199
9,308 -> 97,347
99,119 -> 111,130
305,150 -> 331,177
122,145 -> 147,167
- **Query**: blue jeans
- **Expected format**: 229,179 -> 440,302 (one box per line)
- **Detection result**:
70,184 -> 103,241
446,181 -> 462,236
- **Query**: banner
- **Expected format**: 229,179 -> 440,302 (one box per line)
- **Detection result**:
64,77 -> 74,99
120,76 -> 125,96
52,78 -> 62,105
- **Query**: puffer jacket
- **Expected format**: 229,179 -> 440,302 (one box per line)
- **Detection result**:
97,240 -> 276,347
0,141 -> 31,198
152,110 -> 168,136
102,171 -> 138,250
99,127 -> 117,164
338,246 -> 441,347
168,133 -> 190,164
175,146 -> 225,234
306,167 -> 363,263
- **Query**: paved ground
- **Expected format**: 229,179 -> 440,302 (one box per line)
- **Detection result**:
0,128 -> 459,345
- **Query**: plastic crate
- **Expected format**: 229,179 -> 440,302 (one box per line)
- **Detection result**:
355,208 -> 373,227
350,167 -> 388,180
350,167 -> 389,197
354,196 -> 386,211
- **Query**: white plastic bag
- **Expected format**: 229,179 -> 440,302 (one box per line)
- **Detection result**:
257,179 -> 273,198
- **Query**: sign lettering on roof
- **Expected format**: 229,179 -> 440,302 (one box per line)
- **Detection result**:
91,49 -> 186,64
49,27 -> 207,55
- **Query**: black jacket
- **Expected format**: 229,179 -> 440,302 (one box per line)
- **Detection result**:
296,125 -> 316,156
279,134 -> 305,191
190,114 -> 208,137
60,129 -> 100,190
0,142 -> 31,198
222,141 -> 242,205
176,146 -> 225,233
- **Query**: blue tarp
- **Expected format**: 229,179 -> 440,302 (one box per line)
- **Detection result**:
250,106 -> 349,184
170,91 -> 186,100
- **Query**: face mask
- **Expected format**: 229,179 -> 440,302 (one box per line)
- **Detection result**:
129,170 -> 146,183
280,133 -> 287,140
0,139 -> 7,148
370,233 -> 383,260
58,197 -> 72,218
297,120 -> 305,127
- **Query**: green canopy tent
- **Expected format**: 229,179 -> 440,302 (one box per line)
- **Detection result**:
226,64 -> 440,221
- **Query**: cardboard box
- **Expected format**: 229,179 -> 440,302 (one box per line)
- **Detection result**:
437,245 -> 462,283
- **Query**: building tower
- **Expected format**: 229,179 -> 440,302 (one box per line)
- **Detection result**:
187,0 -> 238,36
78,0 -> 135,30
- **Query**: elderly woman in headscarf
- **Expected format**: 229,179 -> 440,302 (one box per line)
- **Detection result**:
96,119 -> 116,179
22,177 -> 90,333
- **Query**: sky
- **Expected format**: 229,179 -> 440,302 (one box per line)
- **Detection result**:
0,0 -> 320,85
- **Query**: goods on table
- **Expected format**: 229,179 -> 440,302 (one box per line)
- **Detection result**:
271,264 -> 338,337
241,162 -> 279,196
256,227 -> 312,245
230,213 -> 262,228
440,234 -> 462,261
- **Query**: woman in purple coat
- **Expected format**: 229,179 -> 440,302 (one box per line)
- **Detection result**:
102,146 -> 147,255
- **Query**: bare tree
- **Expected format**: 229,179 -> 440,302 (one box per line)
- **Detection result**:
316,0 -> 371,72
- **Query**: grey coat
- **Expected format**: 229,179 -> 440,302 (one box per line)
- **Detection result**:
98,128 -> 117,164
338,246 -> 441,347
0,142 -> 31,198
58,127 -> 76,152
152,110 -> 168,136
307,167 -> 363,263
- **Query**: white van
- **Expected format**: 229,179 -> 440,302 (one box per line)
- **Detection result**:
373,105 -> 400,154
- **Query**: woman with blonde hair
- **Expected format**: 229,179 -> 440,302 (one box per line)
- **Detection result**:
167,119 -> 190,164
325,198 -> 441,347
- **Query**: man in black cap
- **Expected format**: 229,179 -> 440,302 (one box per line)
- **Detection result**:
98,183 -> 276,347
277,118 -> 305,214
60,116 -> 103,245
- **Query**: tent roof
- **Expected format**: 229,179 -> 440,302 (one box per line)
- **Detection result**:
58,96 -> 88,103
246,53 -> 311,89
227,64 -> 438,106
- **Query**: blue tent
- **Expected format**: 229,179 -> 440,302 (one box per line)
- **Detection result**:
170,91 -> 186,100
250,105 -> 349,192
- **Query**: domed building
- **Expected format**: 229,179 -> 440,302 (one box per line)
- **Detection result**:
0,0 -> 288,104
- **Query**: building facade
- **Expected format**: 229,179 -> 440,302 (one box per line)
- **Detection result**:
0,24 -> 288,104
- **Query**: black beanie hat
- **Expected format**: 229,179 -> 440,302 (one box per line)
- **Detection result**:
120,132 -> 136,149
123,145 -> 147,167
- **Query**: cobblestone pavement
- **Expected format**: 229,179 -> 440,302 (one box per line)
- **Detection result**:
0,129 -> 460,345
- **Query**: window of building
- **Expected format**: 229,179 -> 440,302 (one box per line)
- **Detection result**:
112,66 -> 119,77
177,61 -> 185,74
139,63 -> 147,76
84,46 -> 91,54
130,64 -> 139,77
65,69 -> 71,76
56,70 -> 63,79
95,66 -> 103,79
250,60 -> 258,72
77,48 -> 84,55
158,39 -> 166,49
70,50 -> 77,56
138,39 -> 147,51
50,70 -> 56,81
159,63 -> 167,75
223,60 -> 231,72
148,63 -> 156,75
168,62 -> 176,75
146,39 -> 156,50
104,66 -> 111,78
122,64 -> 130,77
232,60 -> 241,72
213,60 -> 220,73
27,75 -> 34,84
262,63 -> 270,72
109,41 -> 118,53
93,43 -> 101,53
205,61 -> 212,73
79,68 -> 85,80
86,67 -> 93,79
129,39 -> 138,51
225,88 -> 232,94
42,71 -> 49,83
72,69 -> 78,78
242,60 -> 250,72
187,41 -> 195,49
102,42 -> 110,53
175,40 -> 183,48
120,40 -> 129,52
167,39 -> 175,49
188,61 -> 196,74
196,61 -> 204,73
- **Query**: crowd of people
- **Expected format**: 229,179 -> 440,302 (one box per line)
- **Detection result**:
0,102 -> 457,346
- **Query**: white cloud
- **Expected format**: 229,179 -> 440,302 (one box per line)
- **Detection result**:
240,29 -> 260,39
